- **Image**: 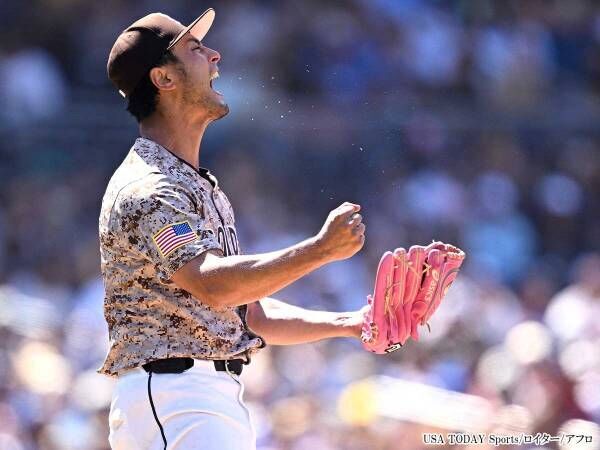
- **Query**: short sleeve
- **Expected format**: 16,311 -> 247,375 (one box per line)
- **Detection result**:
117,178 -> 222,280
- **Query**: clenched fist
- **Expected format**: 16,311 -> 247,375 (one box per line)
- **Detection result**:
315,202 -> 365,261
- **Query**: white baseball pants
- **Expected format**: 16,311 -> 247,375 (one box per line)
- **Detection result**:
108,359 -> 256,450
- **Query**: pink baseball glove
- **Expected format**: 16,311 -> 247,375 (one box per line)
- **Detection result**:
361,241 -> 466,354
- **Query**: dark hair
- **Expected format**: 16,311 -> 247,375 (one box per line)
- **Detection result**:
126,50 -> 180,122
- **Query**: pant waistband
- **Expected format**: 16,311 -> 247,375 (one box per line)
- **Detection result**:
142,357 -> 245,376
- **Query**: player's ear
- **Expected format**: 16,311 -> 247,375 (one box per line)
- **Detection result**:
148,66 -> 176,92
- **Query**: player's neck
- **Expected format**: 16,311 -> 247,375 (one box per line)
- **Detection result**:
139,111 -> 210,171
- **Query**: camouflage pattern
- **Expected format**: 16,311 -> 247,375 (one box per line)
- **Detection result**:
97,137 -> 265,377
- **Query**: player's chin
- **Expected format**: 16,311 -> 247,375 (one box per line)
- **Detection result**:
201,92 -> 228,120
212,98 -> 229,120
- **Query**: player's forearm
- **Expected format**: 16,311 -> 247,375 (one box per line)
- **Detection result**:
193,237 -> 331,307
246,297 -> 362,345
172,202 -> 365,308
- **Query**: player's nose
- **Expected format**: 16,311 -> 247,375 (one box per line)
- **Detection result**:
207,47 -> 221,64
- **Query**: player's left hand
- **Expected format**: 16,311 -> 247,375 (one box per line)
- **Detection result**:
361,241 -> 466,354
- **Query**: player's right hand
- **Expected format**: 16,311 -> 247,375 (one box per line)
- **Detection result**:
315,202 -> 365,261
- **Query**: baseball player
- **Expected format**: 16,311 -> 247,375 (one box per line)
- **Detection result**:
100,8 -> 369,450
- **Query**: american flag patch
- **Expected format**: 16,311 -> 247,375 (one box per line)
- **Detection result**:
152,221 -> 197,256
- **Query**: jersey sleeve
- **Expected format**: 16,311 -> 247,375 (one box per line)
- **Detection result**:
117,178 -> 222,280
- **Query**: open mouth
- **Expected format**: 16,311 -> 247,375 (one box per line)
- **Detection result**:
209,71 -> 222,95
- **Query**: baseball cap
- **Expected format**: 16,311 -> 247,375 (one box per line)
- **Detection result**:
107,8 -> 215,98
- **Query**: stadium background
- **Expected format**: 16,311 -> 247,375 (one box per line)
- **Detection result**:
0,0 -> 599,449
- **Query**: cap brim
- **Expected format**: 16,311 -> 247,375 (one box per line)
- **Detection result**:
167,8 -> 215,50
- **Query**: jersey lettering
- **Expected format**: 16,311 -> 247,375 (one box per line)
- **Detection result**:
217,226 -> 239,256
228,226 -> 239,255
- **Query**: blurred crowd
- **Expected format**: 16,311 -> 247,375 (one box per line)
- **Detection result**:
0,0 -> 599,449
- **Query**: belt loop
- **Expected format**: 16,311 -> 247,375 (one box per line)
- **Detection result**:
224,360 -> 233,377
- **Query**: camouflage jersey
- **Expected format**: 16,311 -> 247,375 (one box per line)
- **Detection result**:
97,137 -> 265,377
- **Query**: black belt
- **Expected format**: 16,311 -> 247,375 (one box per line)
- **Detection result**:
142,357 -> 245,375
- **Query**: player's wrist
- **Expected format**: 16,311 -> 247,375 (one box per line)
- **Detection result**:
334,310 -> 365,340
306,234 -> 337,265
